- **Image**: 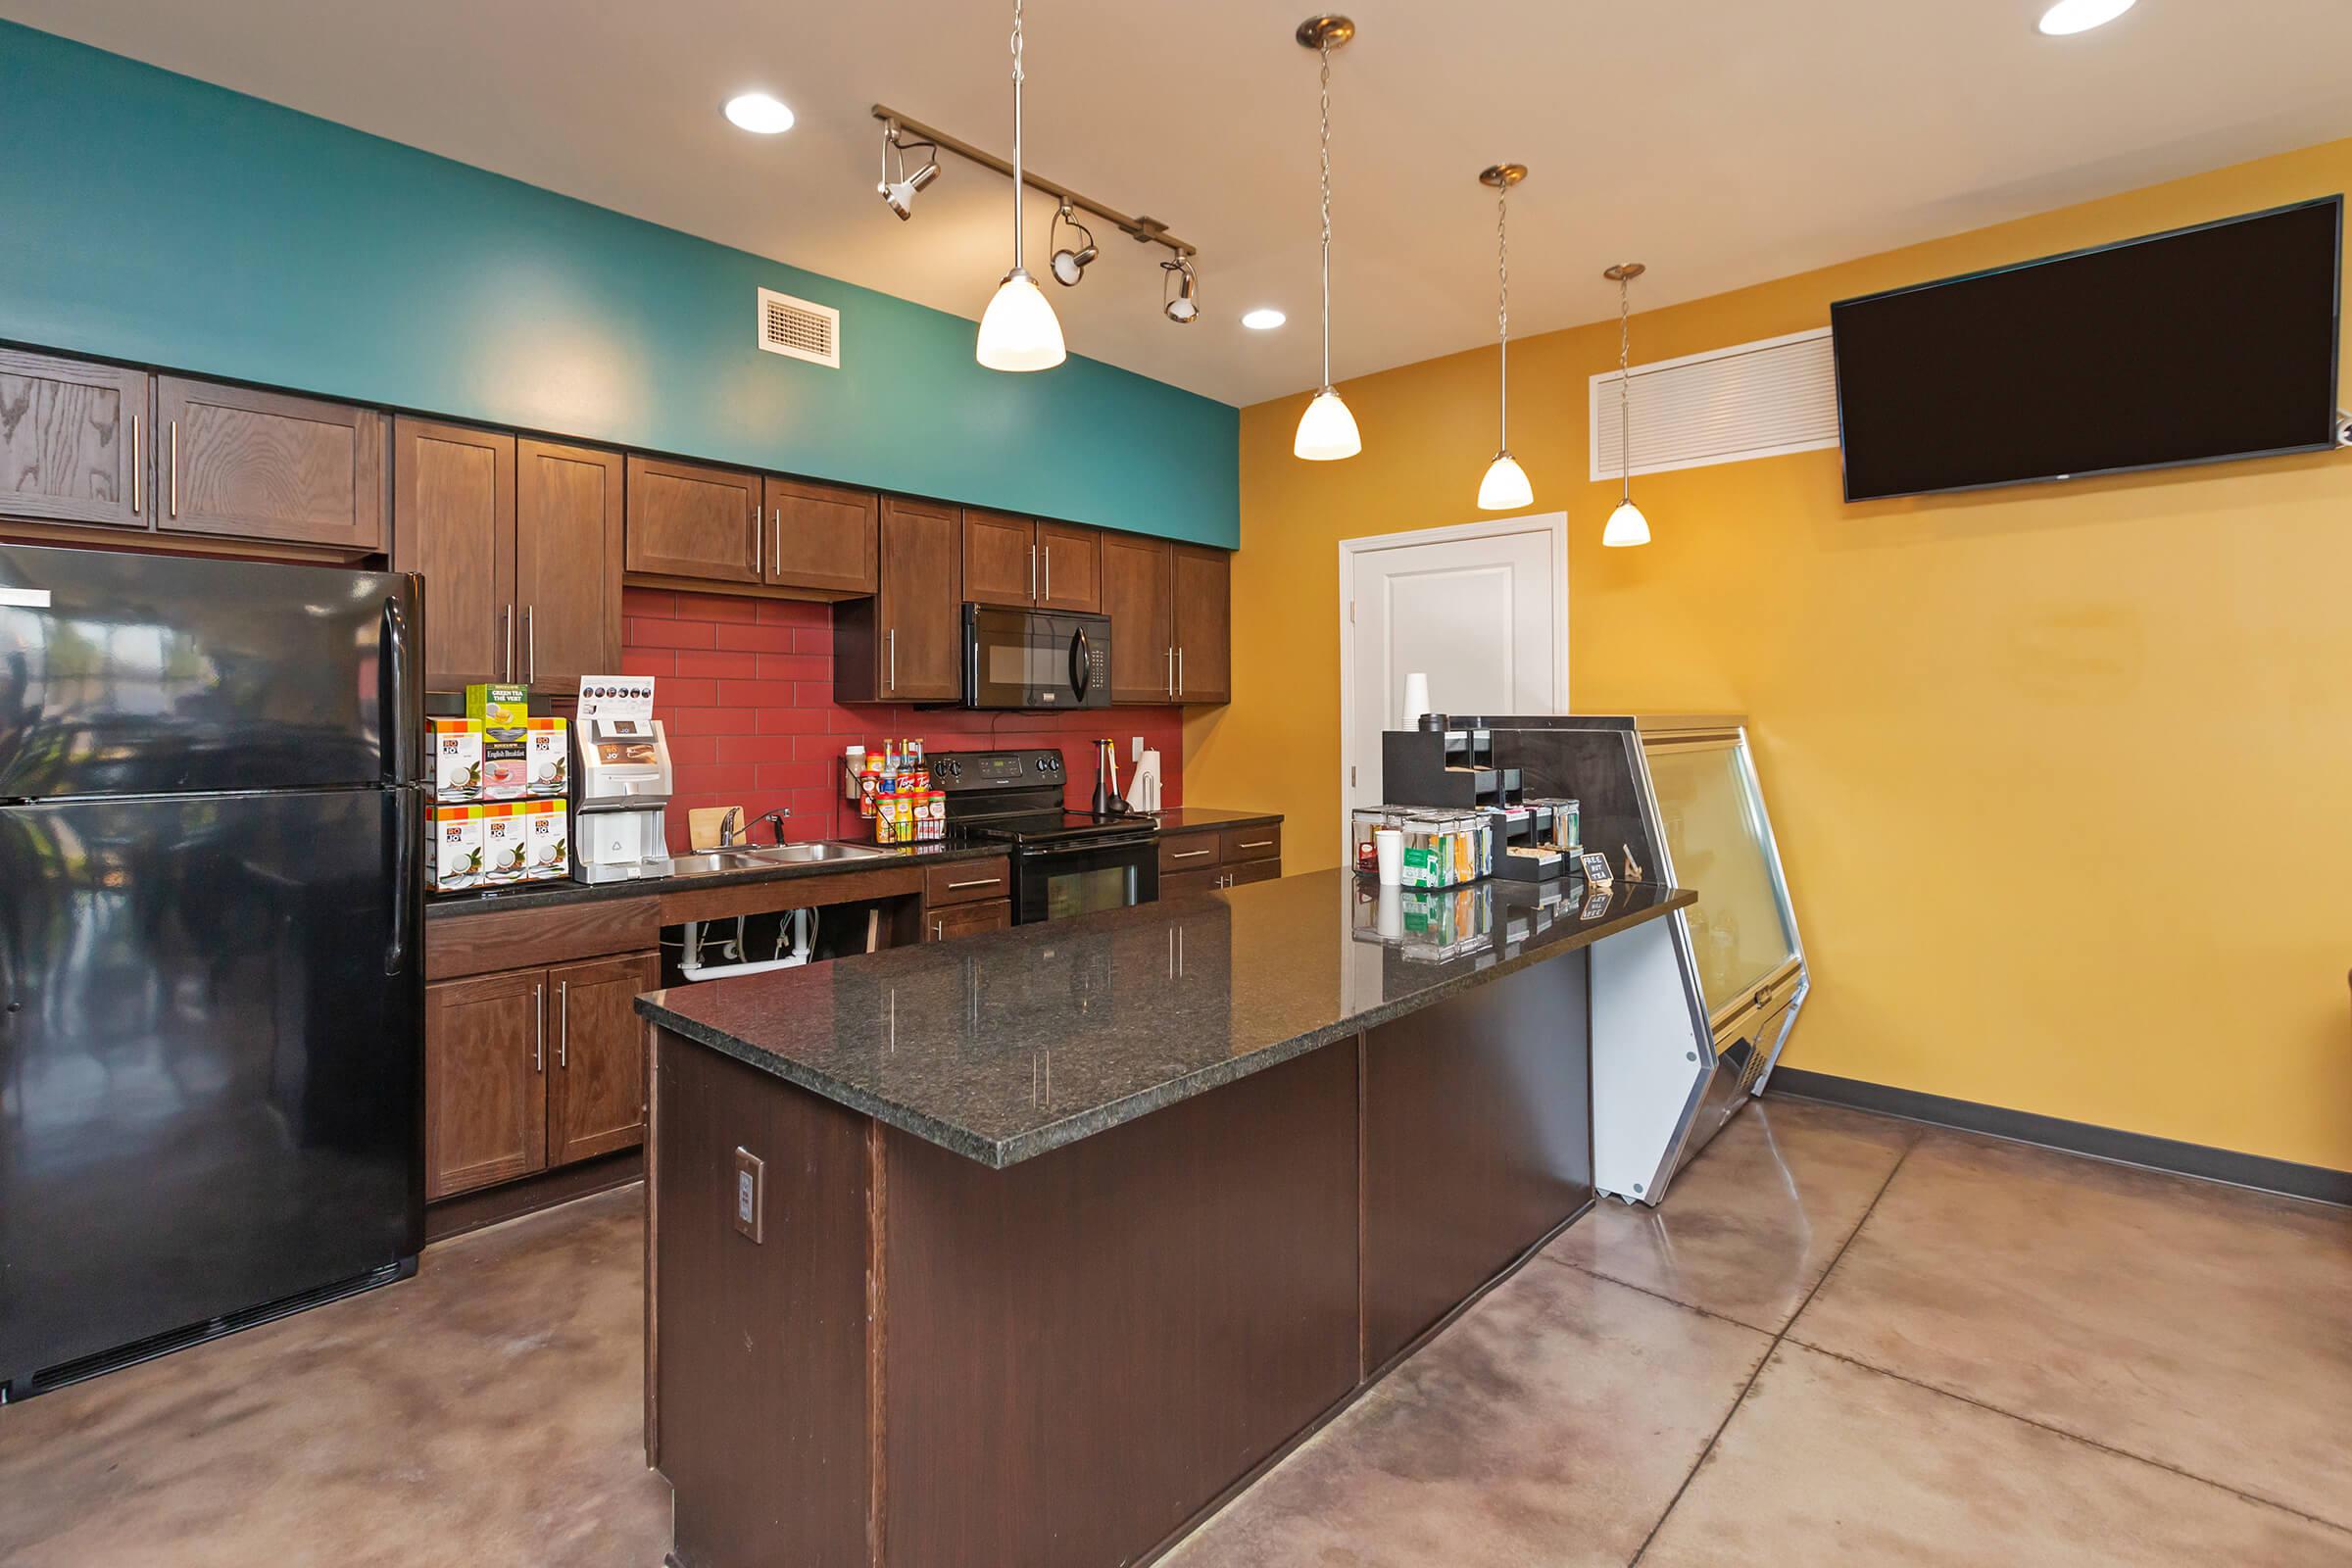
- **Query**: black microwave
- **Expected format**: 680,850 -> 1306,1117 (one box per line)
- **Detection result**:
961,604 -> 1111,710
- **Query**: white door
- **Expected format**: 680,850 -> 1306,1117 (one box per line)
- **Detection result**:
1342,515 -> 1566,831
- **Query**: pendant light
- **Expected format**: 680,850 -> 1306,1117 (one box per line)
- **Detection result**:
976,0 -> 1066,371
1601,262 -> 1651,547
1475,163 -> 1533,511
1293,16 -> 1360,461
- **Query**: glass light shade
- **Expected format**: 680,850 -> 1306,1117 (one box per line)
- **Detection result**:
1293,389 -> 1361,461
1602,499 -> 1651,548
1476,451 -> 1533,512
976,270 -> 1066,371
2037,0 -> 2135,35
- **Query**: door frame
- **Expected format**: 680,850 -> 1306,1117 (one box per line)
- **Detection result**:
1336,512 -> 1571,858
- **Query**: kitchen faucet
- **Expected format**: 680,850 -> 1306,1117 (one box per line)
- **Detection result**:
717,806 -> 792,847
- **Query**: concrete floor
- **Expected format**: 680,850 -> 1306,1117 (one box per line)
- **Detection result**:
2,1098 -> 2346,1566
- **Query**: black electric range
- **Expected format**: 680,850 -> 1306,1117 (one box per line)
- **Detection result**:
931,748 -> 1158,923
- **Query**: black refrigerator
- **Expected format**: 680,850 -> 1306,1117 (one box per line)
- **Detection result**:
0,544 -> 425,1399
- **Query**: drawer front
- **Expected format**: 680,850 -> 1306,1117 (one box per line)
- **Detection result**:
1157,866 -> 1223,902
1219,824 -> 1283,864
926,898 -> 1012,942
1157,830 -> 1221,875
1223,858 -> 1281,889
924,857 -> 1012,908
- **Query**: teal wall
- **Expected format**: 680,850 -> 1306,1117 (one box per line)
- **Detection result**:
0,23 -> 1239,548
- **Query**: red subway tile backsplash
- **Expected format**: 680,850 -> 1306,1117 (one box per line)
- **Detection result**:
621,591 -> 1185,845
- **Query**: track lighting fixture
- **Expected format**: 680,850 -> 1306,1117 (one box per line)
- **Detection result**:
877,125 -> 939,221
1161,255 -> 1200,323
1293,15 -> 1360,462
976,0 -> 1065,371
1050,202 -> 1099,286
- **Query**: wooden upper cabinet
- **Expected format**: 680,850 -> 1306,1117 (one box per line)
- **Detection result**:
424,969 -> 547,1200
156,377 -> 385,551
766,476 -> 877,595
1171,544 -> 1231,705
0,348 -> 152,530
1101,533 -> 1174,704
963,508 -> 1036,608
878,497 -> 962,701
1035,520 -> 1101,612
393,416 -> 515,691
546,952 -> 658,1166
517,440 -> 624,687
624,455 -> 760,583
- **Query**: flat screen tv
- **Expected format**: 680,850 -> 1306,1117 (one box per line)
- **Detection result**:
1831,196 -> 2342,502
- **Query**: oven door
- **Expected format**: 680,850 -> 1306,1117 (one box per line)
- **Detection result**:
1011,833 -> 1159,923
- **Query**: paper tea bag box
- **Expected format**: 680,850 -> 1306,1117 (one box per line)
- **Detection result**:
429,805 -> 485,894
525,717 -> 569,798
525,798 -> 569,881
427,717 -> 483,801
481,803 -> 535,883
464,683 -> 530,730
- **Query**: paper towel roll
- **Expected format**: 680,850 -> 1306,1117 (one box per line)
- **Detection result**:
1401,672 -> 1431,728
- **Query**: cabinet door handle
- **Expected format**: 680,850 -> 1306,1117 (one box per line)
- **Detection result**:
1177,647 -> 1185,698
945,876 -> 1003,890
168,419 -> 178,517
887,627 -> 897,693
503,605 -> 514,682
931,918 -> 945,940
1168,848 -> 1212,860
1029,542 -> 1038,601
772,508 -> 781,578
1237,840 -> 1273,850
557,979 -> 568,1068
533,983 -> 545,1073
524,605 -> 536,686
130,414 -> 142,514
1043,545 -> 1052,603
1165,646 -> 1175,699
754,501 -> 763,575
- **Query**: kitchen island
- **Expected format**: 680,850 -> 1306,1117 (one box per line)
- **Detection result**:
637,868 -> 1694,1568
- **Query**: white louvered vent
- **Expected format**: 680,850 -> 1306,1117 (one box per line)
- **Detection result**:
757,288 -> 841,368
1589,326 -> 1837,481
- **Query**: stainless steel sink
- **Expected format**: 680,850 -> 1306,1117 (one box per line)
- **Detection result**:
666,841 -> 889,876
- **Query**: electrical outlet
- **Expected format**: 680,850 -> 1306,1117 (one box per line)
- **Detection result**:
1132,735 -> 1146,761
732,1147 -> 764,1243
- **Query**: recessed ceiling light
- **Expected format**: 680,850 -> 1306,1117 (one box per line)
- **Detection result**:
724,93 -> 796,134
2036,0 -> 2135,35
1241,308 -> 1287,330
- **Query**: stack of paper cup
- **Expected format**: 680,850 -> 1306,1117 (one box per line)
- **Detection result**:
1401,672 -> 1431,729
1374,826 -> 1404,887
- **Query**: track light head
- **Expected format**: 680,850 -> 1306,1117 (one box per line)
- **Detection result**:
1049,202 -> 1099,286
1161,255 -> 1200,323
877,127 -> 940,220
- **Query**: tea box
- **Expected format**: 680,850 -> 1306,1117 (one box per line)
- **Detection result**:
428,717 -> 483,801
465,683 -> 529,730
525,716 -> 568,798
429,804 -> 485,894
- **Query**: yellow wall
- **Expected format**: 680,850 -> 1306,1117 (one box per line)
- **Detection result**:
1187,137 -> 2352,1172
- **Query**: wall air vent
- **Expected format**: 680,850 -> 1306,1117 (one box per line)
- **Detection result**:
757,288 -> 841,368
1589,326 -> 1837,480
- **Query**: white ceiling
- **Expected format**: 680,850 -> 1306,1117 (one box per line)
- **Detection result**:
10,1 -> 2352,407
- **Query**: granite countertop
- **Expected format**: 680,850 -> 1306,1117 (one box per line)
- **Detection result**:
425,840 -> 1004,918
1148,806 -> 1285,831
637,867 -> 1692,1168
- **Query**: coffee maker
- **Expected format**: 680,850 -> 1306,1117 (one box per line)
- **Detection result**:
571,712 -> 676,883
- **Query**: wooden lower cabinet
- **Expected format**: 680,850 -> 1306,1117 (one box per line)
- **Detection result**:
1157,819 -> 1283,895
426,950 -> 659,1200
925,898 -> 1011,941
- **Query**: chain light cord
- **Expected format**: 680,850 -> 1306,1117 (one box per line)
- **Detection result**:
1009,0 -> 1026,270
1617,270 -> 1633,504
1318,37 -> 1335,394
1496,182 -> 1510,451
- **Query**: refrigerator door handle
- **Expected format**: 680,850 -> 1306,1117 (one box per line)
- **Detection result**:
380,587 -> 421,786
387,786 -> 419,977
